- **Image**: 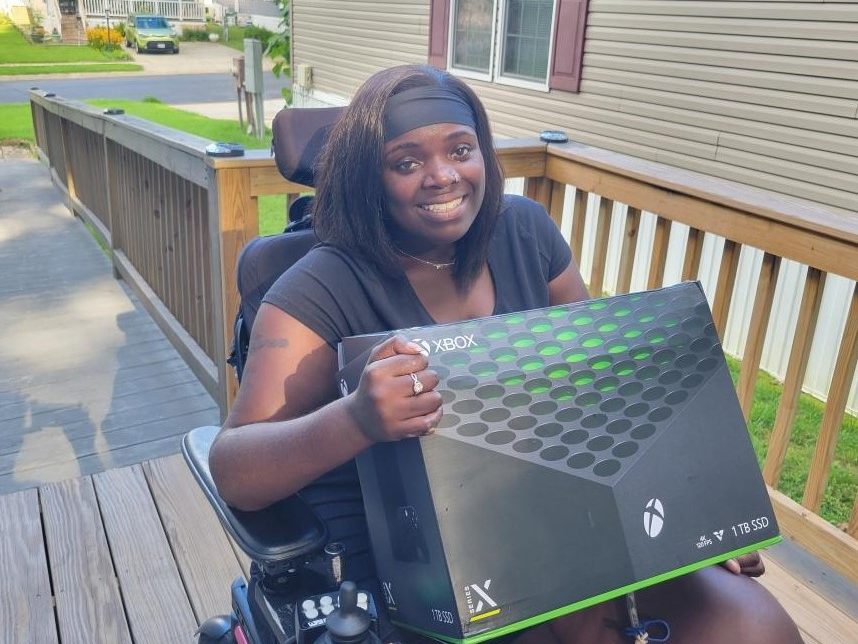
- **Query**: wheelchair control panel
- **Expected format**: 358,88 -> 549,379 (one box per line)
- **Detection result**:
296,584 -> 379,643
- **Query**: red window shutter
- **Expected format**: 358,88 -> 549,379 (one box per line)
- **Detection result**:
428,0 -> 451,69
549,0 -> 590,92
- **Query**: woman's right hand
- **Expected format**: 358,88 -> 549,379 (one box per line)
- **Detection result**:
346,334 -> 444,442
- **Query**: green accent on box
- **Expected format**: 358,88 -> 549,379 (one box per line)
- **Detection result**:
398,537 -> 782,644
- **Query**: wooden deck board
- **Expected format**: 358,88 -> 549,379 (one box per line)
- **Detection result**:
41,478 -> 131,644
0,488 -> 58,644
0,454 -> 855,643
760,556 -> 858,644
144,454 -> 245,623
93,465 -> 199,642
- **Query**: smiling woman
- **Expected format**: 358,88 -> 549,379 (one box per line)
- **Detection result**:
207,65 -> 802,644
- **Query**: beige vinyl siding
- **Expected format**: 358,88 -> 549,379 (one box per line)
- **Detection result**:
294,0 -> 429,100
469,0 -> 858,212
294,0 -> 857,211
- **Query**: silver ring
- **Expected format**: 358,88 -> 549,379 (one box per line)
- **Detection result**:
410,372 -> 424,396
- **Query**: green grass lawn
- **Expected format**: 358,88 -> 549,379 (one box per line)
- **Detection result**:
0,103 -> 35,142
0,99 -> 280,148
0,16 -> 129,64
726,356 -> 858,527
204,23 -> 248,52
87,98 -> 277,147
0,62 -> 142,75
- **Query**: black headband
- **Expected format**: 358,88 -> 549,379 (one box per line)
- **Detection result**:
383,86 -> 476,142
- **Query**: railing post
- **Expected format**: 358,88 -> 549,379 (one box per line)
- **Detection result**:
207,162 -> 260,419
762,268 -> 827,486
60,118 -> 77,210
802,283 -> 858,512
101,132 -> 122,279
524,176 -> 552,214
736,253 -> 781,419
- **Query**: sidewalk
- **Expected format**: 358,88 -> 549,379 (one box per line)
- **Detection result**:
173,97 -> 286,128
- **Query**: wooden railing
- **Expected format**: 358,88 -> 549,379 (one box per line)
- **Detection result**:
29,92 -> 858,586
80,0 -> 206,21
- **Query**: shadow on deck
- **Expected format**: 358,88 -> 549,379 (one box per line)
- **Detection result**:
0,159 -> 219,493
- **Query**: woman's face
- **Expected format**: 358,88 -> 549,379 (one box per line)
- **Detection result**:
381,121 -> 486,255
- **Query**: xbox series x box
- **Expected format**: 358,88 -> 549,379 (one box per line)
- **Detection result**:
336,282 -> 780,643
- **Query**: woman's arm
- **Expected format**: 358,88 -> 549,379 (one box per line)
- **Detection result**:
548,261 -> 590,306
209,302 -> 443,510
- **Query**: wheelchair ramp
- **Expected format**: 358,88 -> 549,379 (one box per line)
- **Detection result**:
0,159 -> 219,495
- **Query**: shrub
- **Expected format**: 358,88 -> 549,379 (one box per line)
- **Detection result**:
180,28 -> 209,42
243,24 -> 275,48
86,26 -> 122,50
30,25 -> 46,43
114,22 -> 126,38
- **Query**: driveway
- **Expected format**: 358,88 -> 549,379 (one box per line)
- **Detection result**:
129,41 -> 275,76
0,41 -> 275,82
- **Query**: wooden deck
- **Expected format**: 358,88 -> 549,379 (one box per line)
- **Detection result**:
1,158 -> 857,642
0,159 -> 219,494
0,453 -> 855,643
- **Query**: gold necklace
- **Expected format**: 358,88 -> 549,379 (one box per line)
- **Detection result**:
397,248 -> 455,270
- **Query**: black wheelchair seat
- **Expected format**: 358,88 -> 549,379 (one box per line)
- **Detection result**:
182,425 -> 328,568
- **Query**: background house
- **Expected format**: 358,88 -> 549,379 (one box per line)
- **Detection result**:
0,0 -> 207,43
289,0 -> 858,412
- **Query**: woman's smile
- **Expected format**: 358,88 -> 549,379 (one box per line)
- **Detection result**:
382,122 -> 486,251
418,194 -> 467,219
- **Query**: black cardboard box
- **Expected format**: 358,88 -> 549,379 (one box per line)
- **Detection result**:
337,283 -> 779,643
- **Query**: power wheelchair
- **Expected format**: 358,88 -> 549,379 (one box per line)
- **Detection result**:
183,106 -> 388,644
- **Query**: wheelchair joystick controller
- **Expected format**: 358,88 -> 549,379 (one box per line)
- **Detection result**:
313,582 -> 381,644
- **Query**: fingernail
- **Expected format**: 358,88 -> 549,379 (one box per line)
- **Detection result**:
407,342 -> 424,352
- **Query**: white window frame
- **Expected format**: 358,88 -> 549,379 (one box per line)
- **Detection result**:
447,0 -> 557,93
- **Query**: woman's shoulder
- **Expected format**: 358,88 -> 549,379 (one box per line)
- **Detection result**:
265,242 -> 372,303
496,194 -> 558,238
285,243 -> 369,281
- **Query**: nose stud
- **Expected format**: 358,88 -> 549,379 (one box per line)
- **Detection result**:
449,172 -> 460,184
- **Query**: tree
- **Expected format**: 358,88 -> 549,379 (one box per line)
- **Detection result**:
266,0 -> 290,78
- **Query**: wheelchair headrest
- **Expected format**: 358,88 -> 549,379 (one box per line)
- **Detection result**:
272,106 -> 345,187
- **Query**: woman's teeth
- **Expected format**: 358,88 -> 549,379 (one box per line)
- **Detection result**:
422,196 -> 463,213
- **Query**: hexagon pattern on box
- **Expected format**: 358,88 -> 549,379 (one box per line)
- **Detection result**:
338,283 -> 780,643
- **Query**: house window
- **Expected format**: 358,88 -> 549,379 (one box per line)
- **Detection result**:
430,0 -> 589,92
451,0 -> 494,74
450,0 -> 555,86
501,0 -> 554,81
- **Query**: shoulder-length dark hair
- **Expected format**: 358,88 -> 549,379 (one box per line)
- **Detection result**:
312,65 -> 504,290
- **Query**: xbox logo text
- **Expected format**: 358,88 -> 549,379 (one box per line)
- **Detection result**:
411,335 -> 477,355
644,498 -> 665,538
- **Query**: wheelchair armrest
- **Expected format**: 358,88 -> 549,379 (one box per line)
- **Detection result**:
182,426 -> 329,566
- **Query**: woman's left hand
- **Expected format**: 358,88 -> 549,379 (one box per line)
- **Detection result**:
721,551 -> 765,577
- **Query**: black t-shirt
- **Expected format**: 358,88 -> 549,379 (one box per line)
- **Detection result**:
261,194 -> 573,584
265,194 -> 573,348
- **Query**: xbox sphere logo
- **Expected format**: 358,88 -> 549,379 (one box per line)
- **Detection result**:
411,338 -> 431,356
644,498 -> 665,538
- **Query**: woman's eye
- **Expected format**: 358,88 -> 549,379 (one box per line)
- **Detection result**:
395,159 -> 420,172
451,144 -> 472,160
